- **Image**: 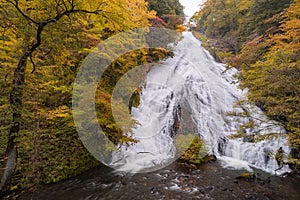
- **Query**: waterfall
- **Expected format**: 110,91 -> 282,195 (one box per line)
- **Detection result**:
110,32 -> 290,175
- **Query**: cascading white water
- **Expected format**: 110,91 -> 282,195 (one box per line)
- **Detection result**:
111,32 -> 290,175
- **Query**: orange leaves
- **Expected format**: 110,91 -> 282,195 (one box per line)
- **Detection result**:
149,16 -> 167,27
229,36 -> 269,70
176,25 -> 186,32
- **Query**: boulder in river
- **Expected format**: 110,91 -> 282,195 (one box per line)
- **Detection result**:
235,173 -> 256,180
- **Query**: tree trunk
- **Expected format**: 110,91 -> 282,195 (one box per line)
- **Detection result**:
0,52 -> 28,192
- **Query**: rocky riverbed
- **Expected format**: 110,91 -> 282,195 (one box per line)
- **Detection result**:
9,161 -> 300,200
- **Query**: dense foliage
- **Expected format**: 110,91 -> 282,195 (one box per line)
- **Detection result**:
192,0 -> 300,169
0,0 -> 184,193
147,0 -> 184,29
192,0 -> 293,53
147,0 -> 184,17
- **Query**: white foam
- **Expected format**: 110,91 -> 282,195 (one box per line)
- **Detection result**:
218,156 -> 253,172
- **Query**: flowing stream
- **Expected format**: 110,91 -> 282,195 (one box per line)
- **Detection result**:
110,31 -> 290,175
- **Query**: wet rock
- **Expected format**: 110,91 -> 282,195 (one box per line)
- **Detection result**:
243,135 -> 255,143
236,173 -> 256,180
203,155 -> 217,162
151,187 -> 158,194
206,186 -> 214,191
218,137 -> 228,155
189,164 -> 197,169
244,193 -> 252,199
259,181 -> 265,186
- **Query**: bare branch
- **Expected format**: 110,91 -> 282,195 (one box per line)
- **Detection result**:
30,53 -> 36,73
61,0 -> 69,12
7,0 -> 103,71
29,24 -> 44,53
7,0 -> 38,25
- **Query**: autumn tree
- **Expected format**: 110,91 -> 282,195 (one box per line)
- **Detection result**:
241,0 -> 293,38
0,0 -> 153,191
239,0 -> 300,168
146,0 -> 184,29
191,0 -> 293,53
147,0 -> 183,17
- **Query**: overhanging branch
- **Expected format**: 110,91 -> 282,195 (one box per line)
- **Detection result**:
7,0 -> 38,25
9,0 -> 103,68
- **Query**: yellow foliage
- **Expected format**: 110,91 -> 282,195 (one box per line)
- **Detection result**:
0,0 -> 158,189
176,25 -> 186,32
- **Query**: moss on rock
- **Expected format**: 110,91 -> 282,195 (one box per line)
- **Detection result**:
175,134 -> 206,165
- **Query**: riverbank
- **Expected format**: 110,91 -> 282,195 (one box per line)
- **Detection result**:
8,161 -> 299,200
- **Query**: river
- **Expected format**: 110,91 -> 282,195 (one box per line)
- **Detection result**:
17,162 -> 300,199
